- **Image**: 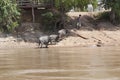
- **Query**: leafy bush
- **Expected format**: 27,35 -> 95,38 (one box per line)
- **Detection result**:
41,11 -> 61,31
0,0 -> 20,32
95,12 -> 110,20
104,0 -> 120,23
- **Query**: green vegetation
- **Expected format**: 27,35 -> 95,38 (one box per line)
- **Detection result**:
41,12 -> 55,31
95,11 -> 110,20
41,11 -> 61,31
104,0 -> 120,23
53,0 -> 97,12
1,0 -> 120,33
0,0 -> 20,33
40,0 -> 98,31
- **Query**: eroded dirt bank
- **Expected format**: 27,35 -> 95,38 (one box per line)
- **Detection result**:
0,12 -> 120,48
0,30 -> 120,48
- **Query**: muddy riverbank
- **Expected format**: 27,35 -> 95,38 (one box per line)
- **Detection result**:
0,12 -> 120,48
0,30 -> 120,49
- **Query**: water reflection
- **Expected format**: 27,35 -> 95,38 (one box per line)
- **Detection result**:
0,47 -> 120,80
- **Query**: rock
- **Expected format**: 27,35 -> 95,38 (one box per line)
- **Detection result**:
96,40 -> 103,47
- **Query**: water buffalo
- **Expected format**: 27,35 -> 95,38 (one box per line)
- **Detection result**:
58,29 -> 68,39
38,35 -> 51,48
49,34 -> 59,44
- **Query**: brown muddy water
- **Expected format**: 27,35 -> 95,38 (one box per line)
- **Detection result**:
0,47 -> 120,80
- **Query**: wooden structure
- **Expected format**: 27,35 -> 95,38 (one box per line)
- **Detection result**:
16,0 -> 54,22
16,0 -> 47,8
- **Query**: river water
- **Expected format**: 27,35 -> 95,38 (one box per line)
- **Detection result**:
0,47 -> 120,80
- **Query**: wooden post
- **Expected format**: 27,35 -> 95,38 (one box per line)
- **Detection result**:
32,7 -> 35,23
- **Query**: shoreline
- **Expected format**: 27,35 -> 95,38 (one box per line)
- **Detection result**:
0,41 -> 119,49
0,30 -> 120,49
